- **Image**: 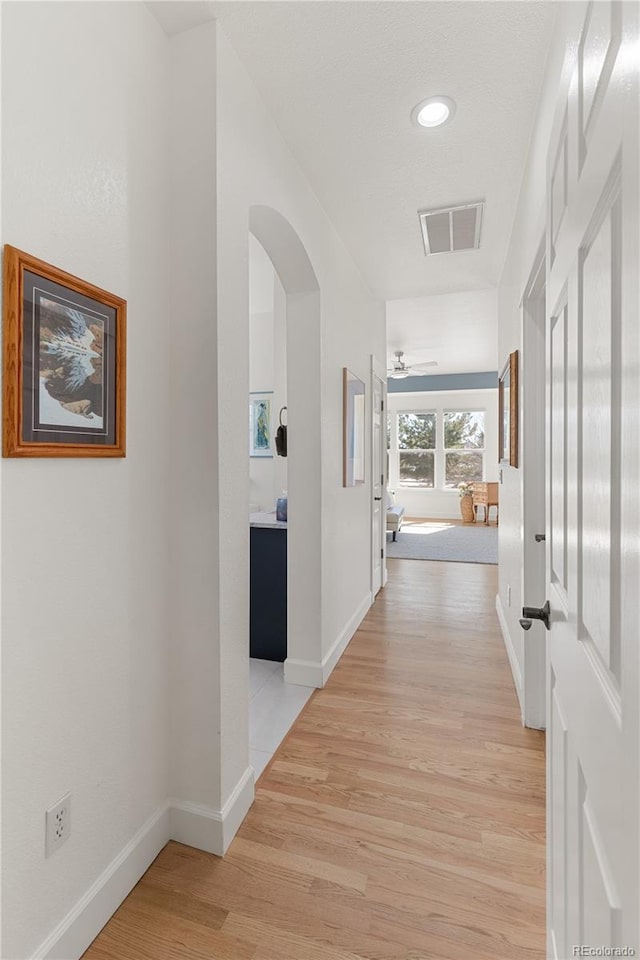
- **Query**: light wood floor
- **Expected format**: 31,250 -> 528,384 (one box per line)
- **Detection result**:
83,560 -> 545,960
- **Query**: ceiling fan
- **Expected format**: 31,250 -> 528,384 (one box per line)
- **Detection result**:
387,350 -> 438,379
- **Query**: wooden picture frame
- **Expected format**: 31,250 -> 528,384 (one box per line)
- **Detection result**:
499,349 -> 518,467
2,246 -> 126,457
343,367 -> 365,486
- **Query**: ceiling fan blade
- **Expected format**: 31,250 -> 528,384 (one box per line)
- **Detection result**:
410,361 -> 438,371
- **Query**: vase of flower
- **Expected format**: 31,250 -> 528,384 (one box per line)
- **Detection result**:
458,482 -> 475,523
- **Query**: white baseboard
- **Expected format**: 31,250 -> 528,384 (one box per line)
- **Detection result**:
284,656 -> 323,687
34,802 -> 171,960
321,592 -> 372,684
32,767 -> 256,960
284,592 -> 372,689
170,765 -> 255,855
220,766 -> 255,852
495,592 -> 524,722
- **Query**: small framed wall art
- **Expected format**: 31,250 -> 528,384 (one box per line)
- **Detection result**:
249,391 -> 273,458
343,367 -> 366,486
2,245 -> 126,457
499,349 -> 518,467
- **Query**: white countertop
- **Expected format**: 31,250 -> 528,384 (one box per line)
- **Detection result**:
250,511 -> 288,530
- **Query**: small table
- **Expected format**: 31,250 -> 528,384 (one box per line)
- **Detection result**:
472,482 -> 499,525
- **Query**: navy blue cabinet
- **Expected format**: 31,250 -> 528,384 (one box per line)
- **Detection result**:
250,526 -> 287,661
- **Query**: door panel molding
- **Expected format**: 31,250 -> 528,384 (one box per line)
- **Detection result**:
578,1 -> 623,168
546,2 -> 638,952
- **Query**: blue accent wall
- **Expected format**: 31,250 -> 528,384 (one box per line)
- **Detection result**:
387,371 -> 498,393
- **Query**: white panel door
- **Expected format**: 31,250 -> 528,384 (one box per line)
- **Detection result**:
546,4 -> 639,958
371,371 -> 385,595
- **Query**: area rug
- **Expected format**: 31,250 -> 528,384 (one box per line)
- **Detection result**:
387,519 -> 498,564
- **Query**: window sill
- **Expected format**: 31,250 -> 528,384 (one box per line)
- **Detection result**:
397,486 -> 463,493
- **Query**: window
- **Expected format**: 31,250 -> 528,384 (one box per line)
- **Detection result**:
398,413 -> 435,487
444,411 -> 485,487
391,407 -> 488,490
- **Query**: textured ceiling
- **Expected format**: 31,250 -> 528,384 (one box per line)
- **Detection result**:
386,289 -> 498,376
147,1 -> 216,36
209,1 -> 558,300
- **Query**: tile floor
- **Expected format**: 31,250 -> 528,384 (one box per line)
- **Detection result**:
249,659 -> 314,779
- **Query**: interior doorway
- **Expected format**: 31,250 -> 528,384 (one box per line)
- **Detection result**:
371,357 -> 387,596
520,240 -> 546,729
246,208 -> 322,780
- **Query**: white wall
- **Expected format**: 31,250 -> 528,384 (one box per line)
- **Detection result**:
496,2 -> 578,719
272,275 -> 288,500
249,235 -> 287,512
387,389 -> 498,519
167,19 -> 228,833
165,16 -> 386,870
1,4 -> 171,957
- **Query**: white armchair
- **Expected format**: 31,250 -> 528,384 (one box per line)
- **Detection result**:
386,489 -> 405,541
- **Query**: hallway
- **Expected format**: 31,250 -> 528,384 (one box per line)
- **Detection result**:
83,560 -> 545,960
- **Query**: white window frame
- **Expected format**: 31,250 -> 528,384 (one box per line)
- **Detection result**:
395,410 -> 437,489
392,408 -> 487,491
442,408 -> 486,489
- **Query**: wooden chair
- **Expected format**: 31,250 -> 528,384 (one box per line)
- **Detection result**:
471,482 -> 499,525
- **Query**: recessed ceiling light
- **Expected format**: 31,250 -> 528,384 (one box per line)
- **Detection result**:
411,96 -> 456,129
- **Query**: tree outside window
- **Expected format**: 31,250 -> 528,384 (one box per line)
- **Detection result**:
444,411 -> 485,487
398,413 -> 435,487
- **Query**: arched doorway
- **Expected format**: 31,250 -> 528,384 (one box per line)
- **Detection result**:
248,206 -> 322,685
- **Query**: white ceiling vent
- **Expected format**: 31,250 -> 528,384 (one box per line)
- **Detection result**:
418,201 -> 484,255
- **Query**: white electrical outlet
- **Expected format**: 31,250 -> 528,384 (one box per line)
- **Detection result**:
45,793 -> 71,857
507,585 -> 512,607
